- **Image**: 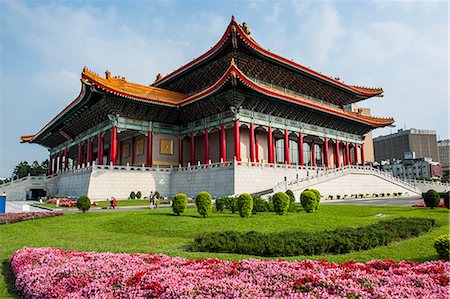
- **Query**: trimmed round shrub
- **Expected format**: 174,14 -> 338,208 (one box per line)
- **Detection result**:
433,234 -> 450,260
424,189 -> 440,209
129,191 -> 136,199
172,193 -> 188,216
272,192 -> 290,215
195,191 -> 212,217
285,189 -> 295,204
309,189 -> 321,200
215,197 -> 226,212
300,189 -> 320,213
252,195 -> 268,214
443,192 -> 449,209
237,193 -> 253,218
76,195 -> 91,213
136,191 -> 142,199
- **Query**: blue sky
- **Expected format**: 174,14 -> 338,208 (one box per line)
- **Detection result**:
0,0 -> 448,178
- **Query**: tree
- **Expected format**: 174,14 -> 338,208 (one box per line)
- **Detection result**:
11,160 -> 48,179
12,161 -> 32,179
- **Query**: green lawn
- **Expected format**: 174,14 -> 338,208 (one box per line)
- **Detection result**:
1,205 -> 448,298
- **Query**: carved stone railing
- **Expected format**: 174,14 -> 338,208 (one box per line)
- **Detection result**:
271,165 -> 421,194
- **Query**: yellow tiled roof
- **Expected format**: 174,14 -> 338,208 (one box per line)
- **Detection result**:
82,67 -> 188,105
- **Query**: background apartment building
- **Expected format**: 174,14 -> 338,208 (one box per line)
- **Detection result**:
438,139 -> 450,172
373,129 -> 438,162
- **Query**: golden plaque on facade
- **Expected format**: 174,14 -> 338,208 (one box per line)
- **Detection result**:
160,139 -> 173,155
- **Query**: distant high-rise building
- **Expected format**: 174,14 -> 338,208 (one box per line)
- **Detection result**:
373,129 -> 438,162
438,139 -> 450,171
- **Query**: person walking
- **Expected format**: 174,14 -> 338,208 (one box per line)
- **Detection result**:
112,197 -> 117,209
153,194 -> 158,209
149,192 -> 153,209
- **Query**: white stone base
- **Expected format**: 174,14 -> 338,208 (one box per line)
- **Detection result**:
0,163 -> 425,200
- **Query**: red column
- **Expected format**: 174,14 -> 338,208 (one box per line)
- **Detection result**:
355,144 -> 359,165
324,137 -> 329,167
59,151 -> 63,172
110,127 -> 118,165
204,128 -> 209,164
87,138 -> 93,165
48,155 -> 52,175
97,132 -> 104,165
234,120 -> 241,161
190,132 -> 195,164
53,153 -> 58,173
345,141 -> 349,166
335,140 -> 340,167
298,132 -> 304,166
311,141 -> 316,167
255,130 -> 259,162
178,136 -> 183,166
361,144 -> 365,165
131,137 -> 136,165
250,123 -> 255,163
268,126 -> 274,163
146,131 -> 152,167
284,129 -> 290,164
77,142 -> 83,167
220,124 -> 226,162
64,148 -> 69,170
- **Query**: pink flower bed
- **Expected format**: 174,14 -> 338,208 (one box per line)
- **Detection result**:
12,248 -> 449,299
45,197 -> 97,207
45,197 -> 77,207
0,212 -> 63,224
412,202 -> 446,208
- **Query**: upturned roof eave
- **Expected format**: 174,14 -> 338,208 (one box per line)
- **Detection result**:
179,60 -> 394,128
153,16 -> 383,98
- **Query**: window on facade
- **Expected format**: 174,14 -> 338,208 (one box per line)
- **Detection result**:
275,139 -> 284,163
315,144 -> 322,166
303,143 -> 311,165
290,139 -> 298,164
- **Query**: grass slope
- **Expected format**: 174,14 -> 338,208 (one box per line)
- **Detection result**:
1,205 -> 448,298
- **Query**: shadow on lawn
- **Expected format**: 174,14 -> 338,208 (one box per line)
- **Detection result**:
1,260 -> 21,298
147,212 -> 210,219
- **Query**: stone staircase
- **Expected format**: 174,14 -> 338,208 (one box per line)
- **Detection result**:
269,165 -> 422,199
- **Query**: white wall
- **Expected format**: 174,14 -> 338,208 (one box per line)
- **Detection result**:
87,168 -> 171,199
235,165 -> 312,195
170,165 -> 234,198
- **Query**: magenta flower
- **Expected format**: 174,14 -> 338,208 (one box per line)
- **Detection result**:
11,247 -> 449,298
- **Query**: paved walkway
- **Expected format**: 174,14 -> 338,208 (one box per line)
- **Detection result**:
321,197 -> 422,206
3,198 -> 423,214
5,200 -> 47,212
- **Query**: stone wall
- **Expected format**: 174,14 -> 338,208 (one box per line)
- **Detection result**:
57,168 -> 91,198
87,166 -> 171,199
234,163 -> 321,195
169,164 -> 234,198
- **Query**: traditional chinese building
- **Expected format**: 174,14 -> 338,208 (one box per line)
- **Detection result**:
17,17 -> 408,200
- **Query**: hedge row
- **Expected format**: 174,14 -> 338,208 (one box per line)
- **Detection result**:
191,217 -> 435,257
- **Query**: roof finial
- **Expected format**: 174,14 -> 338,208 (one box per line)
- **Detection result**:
242,22 -> 251,35
105,70 -> 111,79
231,15 -> 235,22
155,73 -> 163,82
